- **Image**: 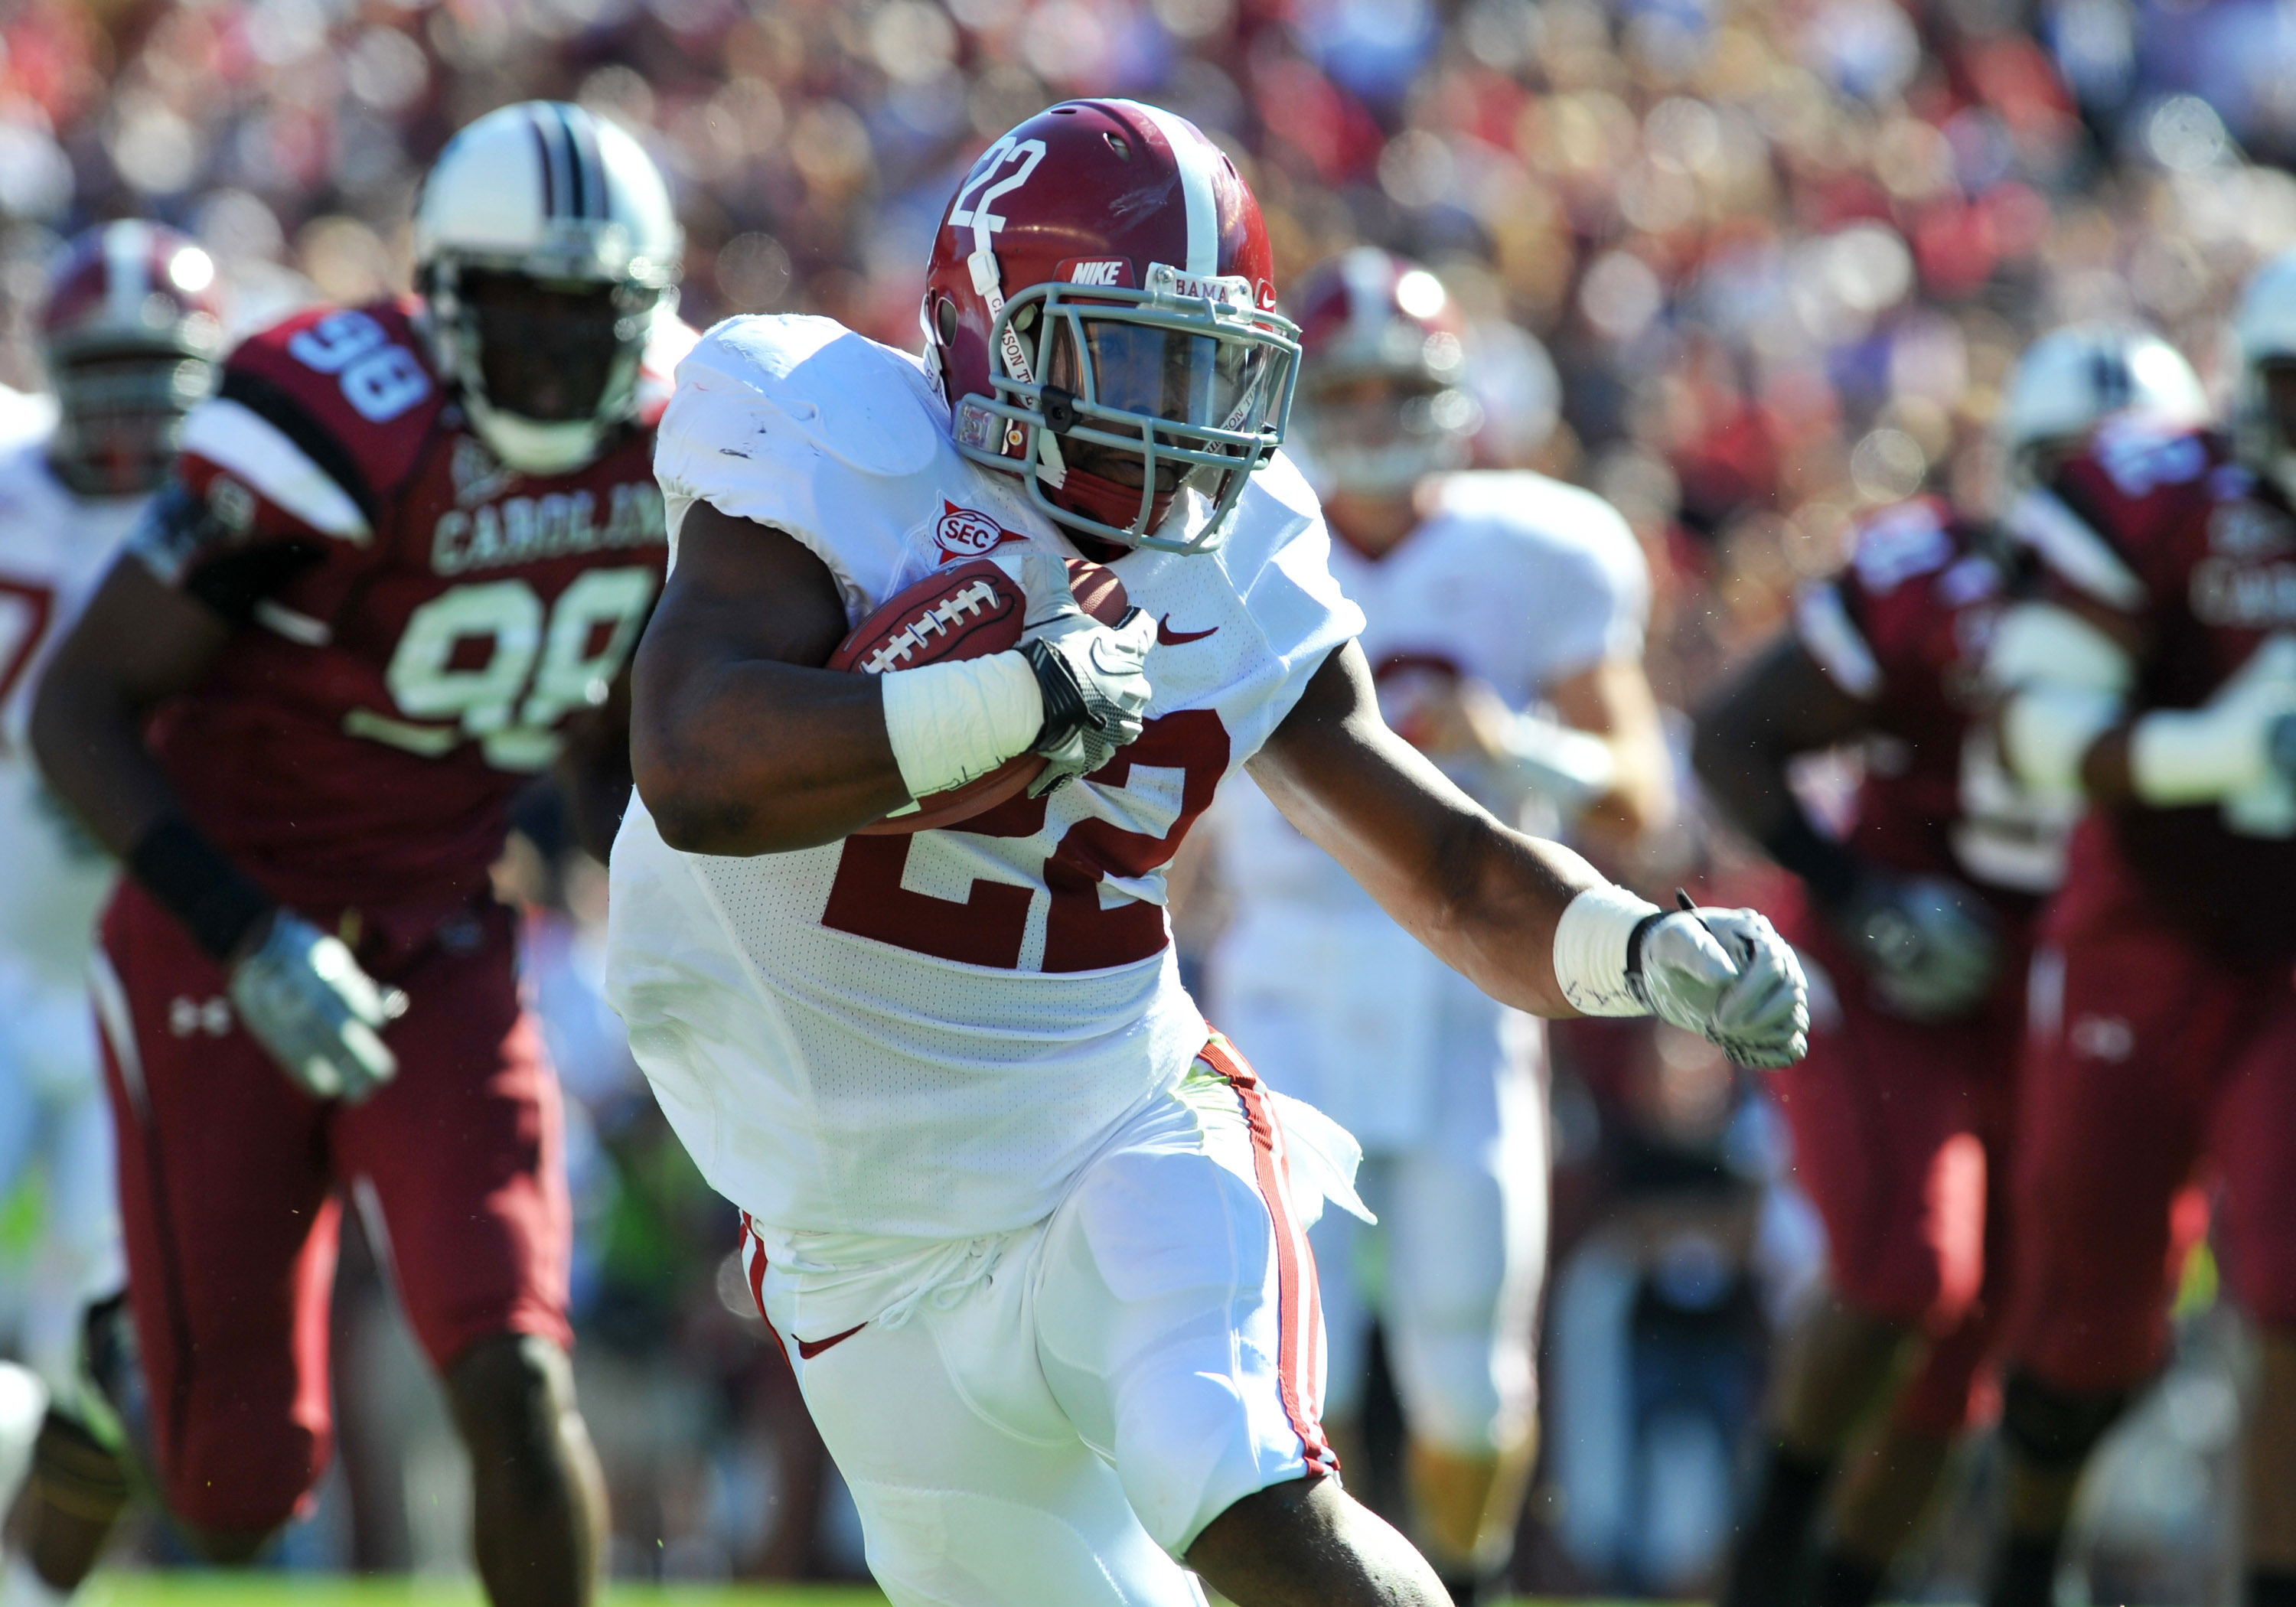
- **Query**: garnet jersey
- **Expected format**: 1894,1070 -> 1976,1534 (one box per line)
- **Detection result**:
0,395 -> 148,1070
605,315 -> 1364,1239
2015,419 -> 2296,960
132,297 -> 686,915
1794,496 -> 2068,909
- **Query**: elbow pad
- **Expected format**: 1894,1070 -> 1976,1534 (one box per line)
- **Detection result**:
1988,604 -> 2133,800
1498,713 -> 1618,818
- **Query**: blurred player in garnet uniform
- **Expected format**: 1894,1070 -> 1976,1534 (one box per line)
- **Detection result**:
608,99 -> 1805,1607
23,102 -> 688,1607
1980,253 -> 2296,1607
1696,326 -> 2209,1607
1202,249 -> 1674,1601
0,222 -> 223,1600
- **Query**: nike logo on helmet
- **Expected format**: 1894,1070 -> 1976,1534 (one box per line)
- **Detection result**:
796,1322 -> 867,1360
1157,616 -> 1217,645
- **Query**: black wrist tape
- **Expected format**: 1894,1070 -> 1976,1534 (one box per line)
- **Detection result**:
1020,637 -> 1088,752
126,816 -> 274,963
1759,809 -> 1862,910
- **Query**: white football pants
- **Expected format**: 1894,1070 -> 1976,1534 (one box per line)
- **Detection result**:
739,1045 -> 1345,1607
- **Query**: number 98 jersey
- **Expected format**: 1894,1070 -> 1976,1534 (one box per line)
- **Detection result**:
132,296 -> 689,914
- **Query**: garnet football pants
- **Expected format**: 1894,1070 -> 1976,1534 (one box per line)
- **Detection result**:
90,881 -> 572,1534
1772,911 -> 2024,1436
2007,889 -> 2296,1396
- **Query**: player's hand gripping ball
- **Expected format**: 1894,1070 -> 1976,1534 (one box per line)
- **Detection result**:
1631,906 -> 1810,1069
229,912 -> 409,1102
830,551 -> 1140,833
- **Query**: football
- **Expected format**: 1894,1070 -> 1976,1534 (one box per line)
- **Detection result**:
831,556 -> 1130,833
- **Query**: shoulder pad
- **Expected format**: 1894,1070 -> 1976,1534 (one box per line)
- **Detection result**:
677,315 -> 944,478
1433,470 -> 1636,549
201,298 -> 442,530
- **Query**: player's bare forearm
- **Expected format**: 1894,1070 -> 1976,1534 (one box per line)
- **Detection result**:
1691,635 -> 1871,846
1248,641 -> 1604,1019
630,501 -> 910,855
28,556 -> 230,857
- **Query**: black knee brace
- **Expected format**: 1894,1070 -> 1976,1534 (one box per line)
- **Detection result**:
1998,1372 -> 2127,1472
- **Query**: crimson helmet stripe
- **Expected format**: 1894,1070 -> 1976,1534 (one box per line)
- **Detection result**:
1128,102 -> 1219,275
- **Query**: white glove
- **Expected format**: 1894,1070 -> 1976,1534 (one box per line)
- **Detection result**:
1632,906 -> 1810,1069
1835,873 -> 2001,1022
1017,550 -> 1156,795
229,913 -> 406,1103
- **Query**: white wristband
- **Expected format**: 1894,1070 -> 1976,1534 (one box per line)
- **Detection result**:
879,651 -> 1044,799
1551,882 -> 1662,1017
2130,706 -> 2269,805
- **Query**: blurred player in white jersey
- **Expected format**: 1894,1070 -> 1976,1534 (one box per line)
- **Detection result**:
0,221 -> 222,1602
608,100 -> 1803,1607
1202,249 -> 1671,1600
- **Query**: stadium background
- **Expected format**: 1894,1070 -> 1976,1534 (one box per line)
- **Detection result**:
0,0 -> 2277,1596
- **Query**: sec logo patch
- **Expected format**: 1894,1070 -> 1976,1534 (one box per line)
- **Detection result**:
936,501 -> 1019,560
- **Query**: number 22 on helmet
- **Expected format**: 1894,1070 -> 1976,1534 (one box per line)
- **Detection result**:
922,99 -> 1300,556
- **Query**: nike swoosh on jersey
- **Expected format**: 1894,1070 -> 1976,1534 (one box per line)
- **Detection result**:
796,1322 -> 867,1360
1157,616 -> 1218,644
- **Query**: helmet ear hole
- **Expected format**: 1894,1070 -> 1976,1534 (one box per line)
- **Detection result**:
1104,132 -> 1131,161
936,296 -> 957,347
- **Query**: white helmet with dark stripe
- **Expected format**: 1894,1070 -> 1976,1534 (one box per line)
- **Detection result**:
414,101 -> 682,474
1999,322 -> 2208,490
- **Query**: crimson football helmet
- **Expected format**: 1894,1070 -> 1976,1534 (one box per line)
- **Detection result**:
924,99 -> 1299,554
41,220 -> 226,497
1285,248 -> 1480,498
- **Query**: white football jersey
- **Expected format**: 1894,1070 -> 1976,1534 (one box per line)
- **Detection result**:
1206,471 -> 1649,1148
0,397 -> 148,1094
606,315 -> 1364,1240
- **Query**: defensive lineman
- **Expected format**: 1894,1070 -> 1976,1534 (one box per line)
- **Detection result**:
1983,254 -> 2296,1607
1204,248 -> 1673,1598
0,222 -> 223,1605
28,103 -> 684,1605
1699,325 -> 2207,1607
608,99 -> 1805,1607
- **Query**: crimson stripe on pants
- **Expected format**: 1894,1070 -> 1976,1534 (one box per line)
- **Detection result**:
1200,1032 -> 1337,1475
739,1212 -> 791,1364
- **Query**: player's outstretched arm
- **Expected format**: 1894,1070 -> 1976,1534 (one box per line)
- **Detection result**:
1692,634 -> 1872,901
630,504 -> 920,854
1251,641 -> 1808,1064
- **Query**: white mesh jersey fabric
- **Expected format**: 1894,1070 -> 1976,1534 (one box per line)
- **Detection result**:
610,316 -> 1364,1238
0,412 -> 147,1002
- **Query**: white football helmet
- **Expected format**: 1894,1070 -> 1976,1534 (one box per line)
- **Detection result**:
2236,249 -> 2296,505
1999,323 -> 2209,491
414,101 -> 681,475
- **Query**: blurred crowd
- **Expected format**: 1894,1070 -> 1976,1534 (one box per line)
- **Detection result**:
0,0 -> 2288,1591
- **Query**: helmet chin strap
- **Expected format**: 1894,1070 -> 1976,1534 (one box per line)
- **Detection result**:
464,391 -> 607,475
1045,461 -> 1172,536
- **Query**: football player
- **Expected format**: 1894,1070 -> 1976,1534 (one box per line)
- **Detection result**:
0,221 -> 223,1605
22,103 -> 687,1607
1201,248 -> 1673,1600
1978,253 -> 2296,1607
1697,326 -> 2207,1607
605,99 -> 1805,1607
